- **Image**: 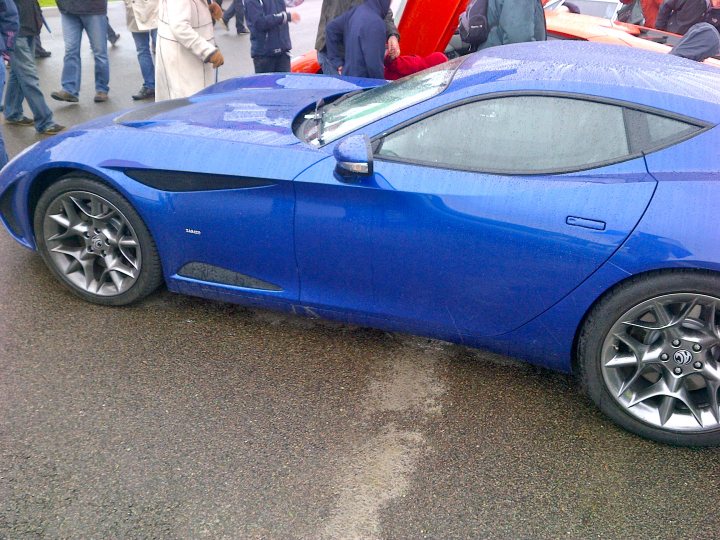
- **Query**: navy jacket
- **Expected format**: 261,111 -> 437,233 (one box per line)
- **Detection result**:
325,0 -> 391,79
245,0 -> 292,58
56,0 -> 107,16
0,0 -> 18,55
670,21 -> 720,60
13,0 -> 42,37
656,0 -> 708,35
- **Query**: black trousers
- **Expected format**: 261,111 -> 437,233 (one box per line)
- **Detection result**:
253,54 -> 291,74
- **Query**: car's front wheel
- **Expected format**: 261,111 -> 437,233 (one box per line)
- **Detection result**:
34,176 -> 163,306
578,272 -> 720,446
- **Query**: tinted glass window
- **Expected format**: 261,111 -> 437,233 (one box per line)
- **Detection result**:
624,108 -> 702,153
377,96 -> 631,174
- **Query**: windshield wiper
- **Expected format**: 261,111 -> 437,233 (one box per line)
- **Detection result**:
304,97 -> 325,144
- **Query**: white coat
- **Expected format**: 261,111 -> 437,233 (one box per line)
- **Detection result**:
124,0 -> 158,32
155,0 -> 218,101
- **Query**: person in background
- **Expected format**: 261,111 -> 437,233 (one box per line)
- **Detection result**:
315,0 -> 399,75
0,0 -> 18,168
473,0 -> 546,50
220,0 -> 248,34
703,0 -> 720,33
619,0 -> 663,27
124,0 -> 158,100
51,0 -> 110,103
244,0 -> 299,73
4,0 -> 64,135
325,0 -> 391,78
669,21 -> 720,59
656,0 -> 708,34
107,18 -> 120,45
155,0 -> 223,100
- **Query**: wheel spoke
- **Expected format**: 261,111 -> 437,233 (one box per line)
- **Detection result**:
658,395 -> 676,426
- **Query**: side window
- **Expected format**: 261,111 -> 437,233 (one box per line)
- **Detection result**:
624,108 -> 703,154
376,96 -> 632,174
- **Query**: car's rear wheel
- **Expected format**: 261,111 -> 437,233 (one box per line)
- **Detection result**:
578,272 -> 720,446
34,176 -> 163,305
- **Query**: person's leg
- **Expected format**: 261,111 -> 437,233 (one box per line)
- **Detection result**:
253,56 -> 274,73
222,0 -> 235,25
59,12 -> 83,95
107,18 -> 120,45
235,0 -> 248,32
275,53 -> 291,73
132,31 -> 155,89
82,14 -> 110,95
6,37 -> 55,131
0,67 -> 9,169
4,40 -> 27,122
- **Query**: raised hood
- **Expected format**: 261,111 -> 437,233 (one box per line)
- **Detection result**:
115,73 -> 383,146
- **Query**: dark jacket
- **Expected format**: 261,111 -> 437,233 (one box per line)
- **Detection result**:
670,21 -> 720,59
13,0 -> 41,37
703,5 -> 720,33
0,0 -> 18,55
656,0 -> 708,34
245,0 -> 292,58
315,0 -> 398,52
326,0 -> 391,79
477,0 -> 546,50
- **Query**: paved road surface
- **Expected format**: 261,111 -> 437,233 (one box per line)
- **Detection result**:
1,2 -> 720,538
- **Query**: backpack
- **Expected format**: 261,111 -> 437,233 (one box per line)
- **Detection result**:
458,0 -> 490,47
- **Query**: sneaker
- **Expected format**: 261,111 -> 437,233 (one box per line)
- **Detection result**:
94,92 -> 109,103
132,86 -> 155,100
39,123 -> 65,135
35,46 -> 51,58
109,33 -> 120,46
5,116 -> 34,126
51,90 -> 79,103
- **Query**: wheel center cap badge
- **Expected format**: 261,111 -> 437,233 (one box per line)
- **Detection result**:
91,236 -> 104,250
674,349 -> 693,365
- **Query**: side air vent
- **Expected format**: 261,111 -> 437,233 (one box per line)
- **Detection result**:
0,184 -> 21,238
178,262 -> 283,291
123,169 -> 274,192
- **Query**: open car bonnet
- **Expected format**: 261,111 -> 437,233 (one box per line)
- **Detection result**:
114,73 -> 383,146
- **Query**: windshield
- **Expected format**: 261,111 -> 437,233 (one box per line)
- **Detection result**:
299,58 -> 462,146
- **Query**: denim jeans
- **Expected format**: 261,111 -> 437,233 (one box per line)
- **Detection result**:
60,12 -> 110,95
253,53 -> 291,74
0,66 -> 8,169
5,37 -> 55,132
132,30 -> 156,89
223,0 -> 246,31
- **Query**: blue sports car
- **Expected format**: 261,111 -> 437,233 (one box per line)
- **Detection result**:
1,42 -> 719,446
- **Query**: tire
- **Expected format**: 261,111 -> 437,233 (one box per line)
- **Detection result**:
577,271 -> 720,446
33,176 -> 163,306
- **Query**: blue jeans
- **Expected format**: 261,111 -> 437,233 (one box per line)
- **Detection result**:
223,0 -> 246,31
0,66 -> 8,169
132,30 -> 156,89
5,37 -> 55,132
60,12 -> 109,95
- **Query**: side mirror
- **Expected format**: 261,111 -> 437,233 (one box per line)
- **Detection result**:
334,134 -> 373,181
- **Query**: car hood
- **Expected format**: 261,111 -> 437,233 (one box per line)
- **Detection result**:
114,73 -> 384,146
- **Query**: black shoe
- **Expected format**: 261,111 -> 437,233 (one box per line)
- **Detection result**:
237,26 -> 249,34
39,123 -> 65,135
109,33 -> 120,46
35,46 -> 51,58
132,86 -> 155,100
51,90 -> 79,103
5,116 -> 34,126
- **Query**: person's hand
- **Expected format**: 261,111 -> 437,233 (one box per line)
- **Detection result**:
208,2 -> 223,20
338,65 -> 343,75
289,11 -> 301,22
209,50 -> 224,68
387,35 -> 400,60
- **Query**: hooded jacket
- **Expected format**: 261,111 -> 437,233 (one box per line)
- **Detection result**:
56,0 -> 107,16
245,0 -> 292,58
314,0 -> 398,52
476,0 -> 546,50
656,0 -> 708,34
325,0 -> 391,79
670,21 -> 720,59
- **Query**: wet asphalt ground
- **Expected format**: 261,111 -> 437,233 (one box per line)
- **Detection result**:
2,2 -> 720,538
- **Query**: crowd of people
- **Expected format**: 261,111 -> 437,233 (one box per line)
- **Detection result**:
0,0 -> 718,168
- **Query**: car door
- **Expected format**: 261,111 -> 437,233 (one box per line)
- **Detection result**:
294,94 -> 659,337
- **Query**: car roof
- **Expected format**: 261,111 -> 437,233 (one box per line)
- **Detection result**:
452,41 -> 720,108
